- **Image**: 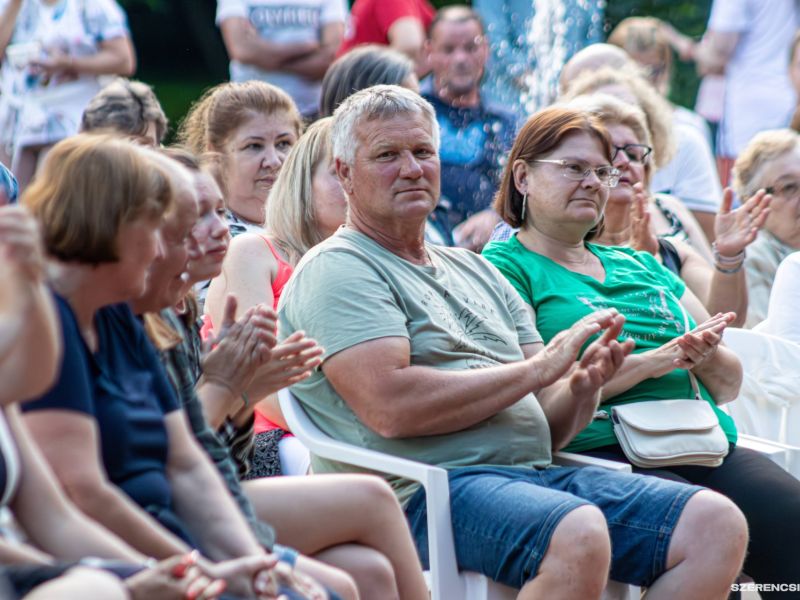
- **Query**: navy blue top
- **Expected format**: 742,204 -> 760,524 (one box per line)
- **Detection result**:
23,295 -> 189,540
421,79 -> 517,228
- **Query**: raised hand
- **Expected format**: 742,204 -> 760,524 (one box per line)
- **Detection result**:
531,309 -> 624,390
629,183 -> 659,256
714,187 -> 770,258
0,206 -> 46,282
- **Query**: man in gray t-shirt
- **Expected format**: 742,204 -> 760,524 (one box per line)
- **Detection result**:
278,85 -> 749,595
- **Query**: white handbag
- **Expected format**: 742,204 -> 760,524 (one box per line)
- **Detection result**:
610,304 -> 730,469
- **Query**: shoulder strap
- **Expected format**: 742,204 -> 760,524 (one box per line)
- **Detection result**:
675,300 -> 702,400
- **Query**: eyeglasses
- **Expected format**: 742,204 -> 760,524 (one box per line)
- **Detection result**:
611,143 -> 653,164
531,159 -> 620,188
765,180 -> 800,200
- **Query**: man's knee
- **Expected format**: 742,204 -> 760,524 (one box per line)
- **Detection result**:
670,490 -> 748,573
542,505 -> 611,578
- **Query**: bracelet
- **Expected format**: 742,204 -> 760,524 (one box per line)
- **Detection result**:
715,261 -> 744,274
241,391 -> 250,408
712,241 -> 746,265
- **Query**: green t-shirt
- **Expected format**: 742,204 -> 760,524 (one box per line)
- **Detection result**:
483,236 -> 738,452
278,228 -> 550,505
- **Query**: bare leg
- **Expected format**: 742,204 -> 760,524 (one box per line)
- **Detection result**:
23,567 -> 127,600
243,474 -> 428,600
294,553 -> 360,600
517,505 -> 611,600
645,490 -> 747,599
316,543 -> 399,600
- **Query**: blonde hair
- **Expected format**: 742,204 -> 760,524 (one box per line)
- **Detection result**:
608,17 -> 673,95
265,118 -> 336,266
23,134 -> 172,264
176,81 -> 303,155
732,129 -> 800,199
566,93 -> 656,176
562,66 -> 675,168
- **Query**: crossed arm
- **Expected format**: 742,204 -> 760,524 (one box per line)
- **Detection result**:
220,18 -> 343,79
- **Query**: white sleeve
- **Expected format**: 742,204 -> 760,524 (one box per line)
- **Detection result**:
763,252 -> 800,343
216,0 -> 248,25
665,125 -> 723,213
84,0 -> 130,41
708,0 -> 749,33
321,0 -> 348,25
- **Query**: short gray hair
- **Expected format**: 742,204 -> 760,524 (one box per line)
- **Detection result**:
331,85 -> 440,164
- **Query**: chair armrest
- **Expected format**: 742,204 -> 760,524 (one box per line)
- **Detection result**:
277,389 -> 464,599
554,451 -> 632,473
738,434 -> 800,480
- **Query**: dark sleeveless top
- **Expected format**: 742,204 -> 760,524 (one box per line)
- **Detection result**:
657,238 -> 683,276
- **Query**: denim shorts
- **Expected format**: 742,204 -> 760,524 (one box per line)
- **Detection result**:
404,464 -> 701,589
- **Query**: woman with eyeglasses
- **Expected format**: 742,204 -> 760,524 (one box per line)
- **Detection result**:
732,129 -> 800,328
571,94 -> 768,327
483,104 -> 800,596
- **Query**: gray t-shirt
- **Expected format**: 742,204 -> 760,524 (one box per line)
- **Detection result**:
279,228 -> 552,505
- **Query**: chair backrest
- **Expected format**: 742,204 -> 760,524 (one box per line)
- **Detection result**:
723,328 -> 800,446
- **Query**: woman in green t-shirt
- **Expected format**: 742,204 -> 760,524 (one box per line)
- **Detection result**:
483,104 -> 800,591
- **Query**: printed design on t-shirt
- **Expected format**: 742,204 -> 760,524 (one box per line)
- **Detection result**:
420,289 -> 507,366
576,287 -> 683,344
248,5 -> 321,32
437,115 -> 487,166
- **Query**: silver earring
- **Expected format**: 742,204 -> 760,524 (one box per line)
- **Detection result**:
520,192 -> 527,222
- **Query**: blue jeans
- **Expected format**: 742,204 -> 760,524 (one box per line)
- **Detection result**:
404,465 -> 701,589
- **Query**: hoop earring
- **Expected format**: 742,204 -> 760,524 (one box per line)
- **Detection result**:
520,192 -> 528,223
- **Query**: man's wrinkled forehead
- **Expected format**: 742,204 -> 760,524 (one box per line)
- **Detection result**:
354,111 -> 436,147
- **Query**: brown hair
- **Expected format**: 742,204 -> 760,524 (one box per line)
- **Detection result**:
176,81 -> 303,155
81,78 -> 168,143
494,106 -> 612,229
23,134 -> 172,264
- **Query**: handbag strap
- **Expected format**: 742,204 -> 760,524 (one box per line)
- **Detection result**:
676,300 -> 702,401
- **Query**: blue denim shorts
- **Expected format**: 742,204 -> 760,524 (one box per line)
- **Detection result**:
404,464 -> 701,589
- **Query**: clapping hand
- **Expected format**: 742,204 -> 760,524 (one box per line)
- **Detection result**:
245,331 -> 324,401
202,295 -> 278,400
668,312 -> 734,371
532,309 -> 634,391
629,183 -> 659,256
568,310 -> 636,397
714,187 -> 770,258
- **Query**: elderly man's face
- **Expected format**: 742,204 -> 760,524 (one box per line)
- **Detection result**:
427,18 -> 488,98
338,112 -> 440,224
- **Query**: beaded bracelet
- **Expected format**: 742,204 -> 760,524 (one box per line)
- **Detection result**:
712,241 -> 746,265
715,261 -> 744,274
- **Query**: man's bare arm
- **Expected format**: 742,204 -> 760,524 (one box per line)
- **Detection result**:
322,310 -> 624,439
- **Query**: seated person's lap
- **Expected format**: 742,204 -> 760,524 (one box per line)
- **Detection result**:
404,465 -> 701,588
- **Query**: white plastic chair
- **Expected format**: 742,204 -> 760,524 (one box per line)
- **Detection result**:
278,389 -> 638,600
721,328 -> 800,478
